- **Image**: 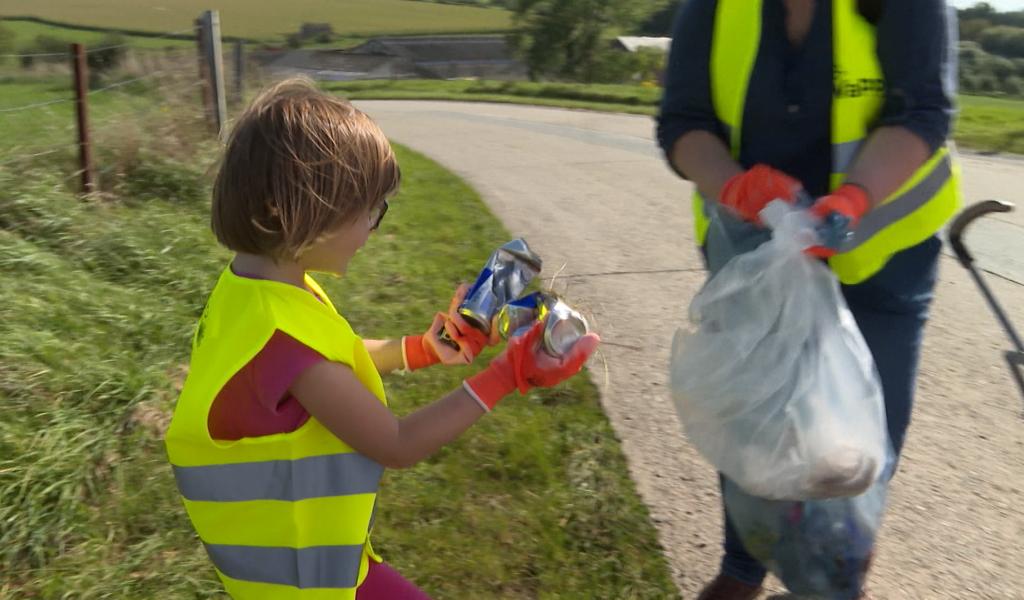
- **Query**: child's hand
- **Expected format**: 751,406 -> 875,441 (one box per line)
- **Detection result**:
462,320 -> 600,411
403,284 -> 499,370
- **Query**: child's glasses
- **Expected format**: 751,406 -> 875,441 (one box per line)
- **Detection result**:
370,200 -> 389,231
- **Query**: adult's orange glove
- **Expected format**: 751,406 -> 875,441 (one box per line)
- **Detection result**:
462,320 -> 600,411
806,183 -> 871,258
720,164 -> 803,224
402,284 -> 500,370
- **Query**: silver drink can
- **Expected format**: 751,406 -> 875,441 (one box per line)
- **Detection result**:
497,292 -> 589,357
542,298 -> 589,357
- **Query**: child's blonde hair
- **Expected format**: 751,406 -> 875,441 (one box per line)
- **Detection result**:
212,77 -> 400,260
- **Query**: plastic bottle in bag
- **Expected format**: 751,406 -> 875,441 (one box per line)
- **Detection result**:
723,474 -> 889,600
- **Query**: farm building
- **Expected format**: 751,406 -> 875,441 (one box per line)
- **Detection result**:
613,36 -> 672,53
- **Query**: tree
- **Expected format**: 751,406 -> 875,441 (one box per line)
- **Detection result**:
1003,75 -> 1023,96
977,73 -> 998,93
959,71 -> 979,94
959,3 -> 1024,28
985,54 -> 1016,79
979,25 -> 1024,58
87,34 -> 127,75
960,18 -> 992,42
508,0 -> 659,82
636,0 -> 685,36
959,2 -> 997,22
0,22 -> 14,59
20,34 -> 67,68
958,40 -> 986,66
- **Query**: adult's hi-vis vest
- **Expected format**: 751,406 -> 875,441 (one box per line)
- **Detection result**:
165,267 -> 387,599
693,0 -> 961,284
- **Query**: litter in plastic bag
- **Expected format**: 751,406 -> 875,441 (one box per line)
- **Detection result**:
723,474 -> 889,600
670,201 -> 892,500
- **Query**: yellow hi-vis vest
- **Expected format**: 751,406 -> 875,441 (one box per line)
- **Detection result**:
693,0 -> 961,284
165,267 -> 386,599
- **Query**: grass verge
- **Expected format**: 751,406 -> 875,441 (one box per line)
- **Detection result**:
955,94 -> 1024,156
0,82 -> 677,597
326,79 -> 1024,156
326,79 -> 663,116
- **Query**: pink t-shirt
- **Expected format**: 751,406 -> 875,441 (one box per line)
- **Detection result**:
207,330 -> 325,440
207,268 -> 326,441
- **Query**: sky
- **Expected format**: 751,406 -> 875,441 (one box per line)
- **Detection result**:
949,0 -> 1023,12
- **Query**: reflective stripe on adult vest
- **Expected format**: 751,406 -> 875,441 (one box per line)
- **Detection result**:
165,268 -> 386,598
693,0 -> 960,284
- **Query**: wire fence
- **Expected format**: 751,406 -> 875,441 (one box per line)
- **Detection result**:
0,18 -> 261,190
0,26 -> 199,60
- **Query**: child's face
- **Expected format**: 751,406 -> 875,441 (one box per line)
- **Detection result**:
299,205 -> 380,275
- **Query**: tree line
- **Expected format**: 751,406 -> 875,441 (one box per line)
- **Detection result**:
4,2 -> 1024,97
508,0 -> 1024,97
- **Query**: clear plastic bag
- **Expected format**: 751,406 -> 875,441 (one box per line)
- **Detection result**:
723,476 -> 888,600
670,202 -> 892,500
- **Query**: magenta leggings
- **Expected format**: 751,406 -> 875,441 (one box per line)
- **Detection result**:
355,561 -> 431,599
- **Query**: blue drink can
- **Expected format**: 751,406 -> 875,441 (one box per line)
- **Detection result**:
457,238 -> 543,334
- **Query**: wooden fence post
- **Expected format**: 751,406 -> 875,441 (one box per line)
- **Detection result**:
200,10 -> 227,137
71,43 -> 96,195
195,17 -> 214,131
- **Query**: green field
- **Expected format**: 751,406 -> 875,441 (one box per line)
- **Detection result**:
327,80 -> 1024,155
0,74 -> 212,181
0,18 -> 194,51
0,79 -> 677,598
0,0 -> 512,41
955,94 -> 1024,155
0,78 -> 151,149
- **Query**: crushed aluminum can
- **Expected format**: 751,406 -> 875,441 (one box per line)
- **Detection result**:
439,238 -> 543,350
542,297 -> 589,357
496,292 -> 589,357
457,238 -> 543,334
496,292 -> 547,339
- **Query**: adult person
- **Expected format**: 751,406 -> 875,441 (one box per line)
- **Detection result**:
657,1 -> 960,597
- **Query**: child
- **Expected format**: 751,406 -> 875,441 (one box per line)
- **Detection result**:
164,77 -> 600,600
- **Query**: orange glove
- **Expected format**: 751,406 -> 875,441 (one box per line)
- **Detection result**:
463,320 -> 601,411
806,184 -> 871,258
720,164 -> 803,224
402,284 -> 499,370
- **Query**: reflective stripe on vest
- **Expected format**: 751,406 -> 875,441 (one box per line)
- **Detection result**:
174,452 -> 384,502
166,268 -> 387,599
207,543 -> 365,589
694,0 -> 960,283
833,139 -> 862,175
